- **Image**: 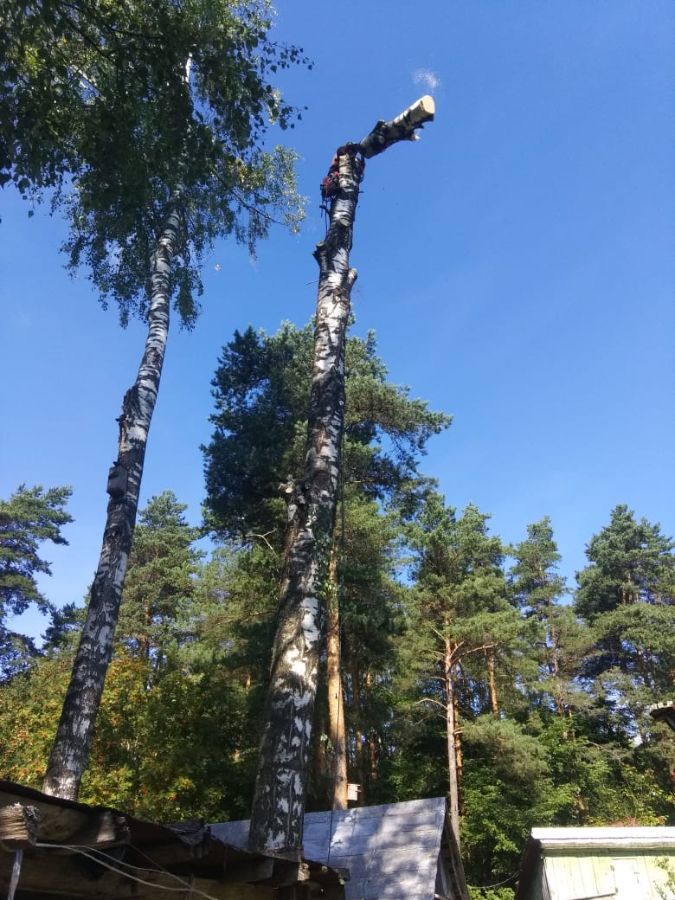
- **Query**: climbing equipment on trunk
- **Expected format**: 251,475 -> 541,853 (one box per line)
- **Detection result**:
320,144 -> 365,216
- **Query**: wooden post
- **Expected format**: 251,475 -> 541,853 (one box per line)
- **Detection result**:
0,804 -> 40,847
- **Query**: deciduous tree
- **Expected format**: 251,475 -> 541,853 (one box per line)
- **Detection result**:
37,0 -> 305,800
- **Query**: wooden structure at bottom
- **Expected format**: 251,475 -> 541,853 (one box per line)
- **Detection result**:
0,780 -> 345,900
214,797 -> 470,900
516,827 -> 675,900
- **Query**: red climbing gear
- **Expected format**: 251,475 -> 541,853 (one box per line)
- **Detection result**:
320,169 -> 340,201
319,145 -> 365,231
320,150 -> 341,202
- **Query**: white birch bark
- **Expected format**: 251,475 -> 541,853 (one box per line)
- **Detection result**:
248,96 -> 435,856
42,209 -> 181,800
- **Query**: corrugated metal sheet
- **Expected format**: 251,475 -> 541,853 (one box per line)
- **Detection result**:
213,798 -> 449,900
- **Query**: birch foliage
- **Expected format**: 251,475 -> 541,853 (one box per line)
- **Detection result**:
1,0 -> 305,323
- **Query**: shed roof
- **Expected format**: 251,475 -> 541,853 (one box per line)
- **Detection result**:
213,797 -> 468,900
530,826 -> 675,851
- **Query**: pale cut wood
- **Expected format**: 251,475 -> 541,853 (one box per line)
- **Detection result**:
359,95 -> 436,159
0,804 -> 40,847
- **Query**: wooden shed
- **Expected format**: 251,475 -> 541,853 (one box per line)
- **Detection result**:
516,826 -> 675,900
0,780 -> 345,899
213,797 -> 469,900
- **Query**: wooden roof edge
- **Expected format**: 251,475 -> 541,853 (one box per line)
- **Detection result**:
0,780 -> 346,891
531,825 -> 675,850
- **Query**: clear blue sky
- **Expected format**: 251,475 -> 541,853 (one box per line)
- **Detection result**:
2,0 -> 674,637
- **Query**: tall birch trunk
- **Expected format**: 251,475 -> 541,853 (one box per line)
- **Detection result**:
248,96 -> 435,856
43,209 -> 181,800
326,546 -> 348,810
445,637 -> 461,849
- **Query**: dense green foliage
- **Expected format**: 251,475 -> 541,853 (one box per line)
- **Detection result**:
203,322 -> 448,542
0,484 -> 72,679
2,332 -> 673,894
1,0 -> 305,323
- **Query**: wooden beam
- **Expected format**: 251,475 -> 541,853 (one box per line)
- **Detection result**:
222,857 -> 274,883
123,839 -> 200,869
0,804 -> 40,848
267,860 -> 311,886
0,851 -> 276,899
67,810 -> 130,848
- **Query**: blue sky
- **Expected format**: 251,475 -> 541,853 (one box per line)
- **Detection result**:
2,0 -> 674,636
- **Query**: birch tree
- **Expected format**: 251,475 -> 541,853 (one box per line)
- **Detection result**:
247,96 -> 435,856
15,0 -> 307,800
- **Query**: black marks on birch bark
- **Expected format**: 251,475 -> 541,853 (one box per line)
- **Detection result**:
249,97 -> 434,857
43,212 -> 180,800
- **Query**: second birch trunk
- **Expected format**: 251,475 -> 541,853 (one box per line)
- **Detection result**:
43,210 -> 180,800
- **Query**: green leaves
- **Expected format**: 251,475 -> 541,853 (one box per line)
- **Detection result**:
2,0 -> 306,325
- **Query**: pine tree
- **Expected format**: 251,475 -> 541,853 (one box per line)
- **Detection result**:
510,518 -> 571,714
574,506 -> 675,803
576,505 -> 674,621
203,320 -> 447,819
203,323 -> 448,546
404,494 -> 523,846
116,491 -> 202,668
0,485 -> 72,679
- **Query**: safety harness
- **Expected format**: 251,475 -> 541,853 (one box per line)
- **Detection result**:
320,144 -> 365,219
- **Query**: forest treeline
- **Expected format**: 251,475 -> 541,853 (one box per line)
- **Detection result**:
1,323 -> 674,898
